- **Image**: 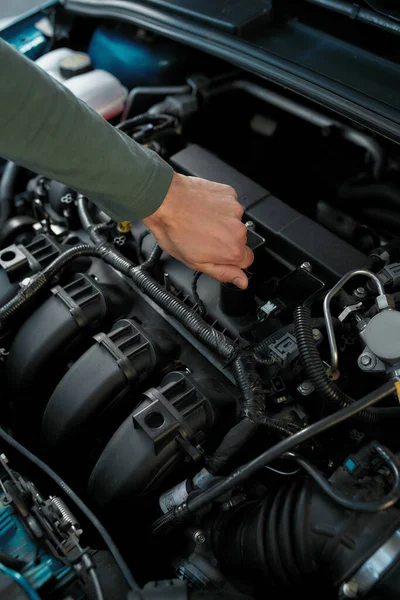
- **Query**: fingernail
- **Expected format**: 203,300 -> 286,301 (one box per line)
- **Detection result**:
233,278 -> 247,289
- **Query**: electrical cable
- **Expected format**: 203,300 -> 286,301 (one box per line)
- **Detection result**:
140,243 -> 163,271
152,381 -> 396,534
0,562 -> 41,600
0,425 -> 139,591
0,162 -> 20,244
89,567 -> 105,600
294,305 -> 400,420
0,244 -> 103,323
365,0 -> 400,22
138,229 -> 151,262
283,445 -> 400,512
191,271 -> 206,316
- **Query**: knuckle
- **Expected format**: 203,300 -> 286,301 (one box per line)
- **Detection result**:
236,221 -> 248,242
232,202 -> 244,218
224,183 -> 237,195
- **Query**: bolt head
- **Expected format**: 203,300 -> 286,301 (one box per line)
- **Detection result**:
194,531 -> 206,544
245,221 -> 255,230
354,287 -> 366,299
358,353 -> 377,371
300,262 -> 312,272
341,581 -> 359,598
297,381 -> 314,396
312,328 -> 322,341
360,355 -> 372,366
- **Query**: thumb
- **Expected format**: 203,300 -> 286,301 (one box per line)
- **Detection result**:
202,263 -> 249,289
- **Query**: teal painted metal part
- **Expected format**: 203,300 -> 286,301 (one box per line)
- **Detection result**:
0,1 -> 57,59
0,494 -> 79,597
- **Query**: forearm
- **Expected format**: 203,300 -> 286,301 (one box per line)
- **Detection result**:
0,38 -> 173,222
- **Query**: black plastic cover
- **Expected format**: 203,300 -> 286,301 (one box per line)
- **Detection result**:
0,234 -> 60,282
41,319 -> 160,449
170,143 -> 370,281
170,144 -> 269,210
6,273 -> 107,419
140,0 -> 273,35
88,371 -> 213,507
246,195 -> 371,280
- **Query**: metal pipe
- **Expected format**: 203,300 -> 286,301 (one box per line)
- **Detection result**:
323,269 -> 384,373
230,80 -> 384,180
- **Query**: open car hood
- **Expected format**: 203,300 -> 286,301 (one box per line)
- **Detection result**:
64,0 -> 400,143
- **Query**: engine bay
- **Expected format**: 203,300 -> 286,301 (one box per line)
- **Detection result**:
3,6 -> 400,599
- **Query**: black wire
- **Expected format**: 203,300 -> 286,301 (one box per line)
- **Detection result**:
89,567 -> 105,600
163,381 -> 396,524
364,0 -> 400,22
284,446 -> 400,512
0,426 -> 139,591
191,271 -> 206,316
138,229 -> 150,262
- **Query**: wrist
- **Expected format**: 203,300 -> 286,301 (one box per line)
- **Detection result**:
142,171 -> 181,230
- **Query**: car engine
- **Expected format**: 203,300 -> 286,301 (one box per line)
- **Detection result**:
2,10 -> 400,600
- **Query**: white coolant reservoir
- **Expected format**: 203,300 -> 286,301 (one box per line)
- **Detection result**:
64,70 -> 128,120
35,49 -> 128,119
35,47 -> 73,81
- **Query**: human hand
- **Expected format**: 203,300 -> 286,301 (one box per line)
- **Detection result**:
142,173 -> 254,288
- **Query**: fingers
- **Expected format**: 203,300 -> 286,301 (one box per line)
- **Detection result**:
200,263 -> 249,289
238,245 -> 254,269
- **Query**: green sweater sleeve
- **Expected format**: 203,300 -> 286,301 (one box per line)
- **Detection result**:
0,38 -> 173,222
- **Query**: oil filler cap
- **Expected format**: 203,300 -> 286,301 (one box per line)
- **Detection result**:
59,52 -> 93,79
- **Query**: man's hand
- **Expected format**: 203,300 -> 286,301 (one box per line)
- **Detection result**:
142,173 -> 254,289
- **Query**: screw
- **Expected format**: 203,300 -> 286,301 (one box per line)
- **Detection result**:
193,530 -> 206,544
312,328 -> 322,341
297,381 -> 314,396
358,353 -> 377,371
354,287 -> 366,300
341,581 -> 359,598
300,262 -> 312,272
245,221 -> 255,230
360,355 -> 372,366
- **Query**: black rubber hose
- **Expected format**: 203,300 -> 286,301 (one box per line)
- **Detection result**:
0,162 -> 19,235
0,425 -> 139,591
173,381 -> 396,524
141,243 -> 163,271
284,444 -> 400,512
0,244 -> 101,322
293,306 -> 400,421
231,356 -> 266,420
338,182 -> 400,212
206,418 -> 258,474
